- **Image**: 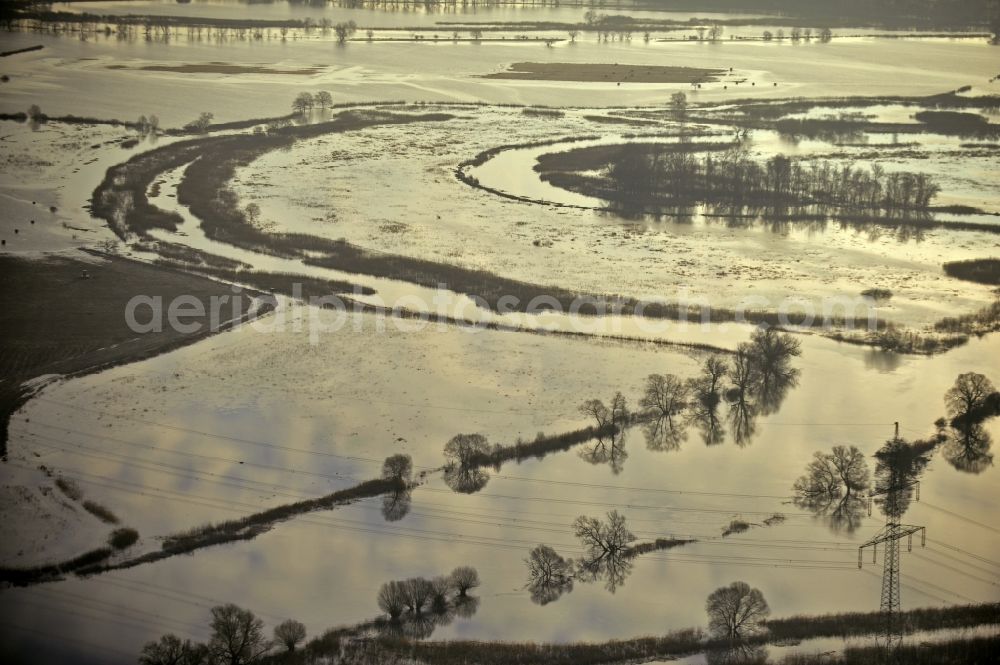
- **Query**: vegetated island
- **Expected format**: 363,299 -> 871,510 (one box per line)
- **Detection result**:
481,62 -> 724,84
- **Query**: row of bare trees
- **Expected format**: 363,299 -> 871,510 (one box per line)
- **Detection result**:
586,327 -> 802,452
377,567 -> 480,619
292,91 -> 335,115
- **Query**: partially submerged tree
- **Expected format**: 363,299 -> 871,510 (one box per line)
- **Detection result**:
334,20 -> 357,44
443,433 -> 490,468
273,619 -> 306,653
573,510 -> 635,560
828,445 -> 870,494
430,575 -> 454,613
292,92 -> 314,115
207,604 -> 270,665
314,90 -> 333,108
402,577 -> 435,615
382,454 -> 413,483
378,580 -> 408,620
640,374 -> 690,424
450,566 -> 480,596
945,372 -> 996,422
580,398 -> 612,429
706,581 -> 770,640
692,355 -> 729,407
792,444 -> 870,522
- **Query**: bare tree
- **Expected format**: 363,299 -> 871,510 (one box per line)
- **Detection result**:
139,635 -> 207,665
610,391 -> 629,429
747,328 -> 801,399
793,451 -> 839,499
443,433 -> 490,468
334,20 -> 357,44
273,619 -> 306,653
184,111 -> 214,133
292,92 -> 314,115
793,445 -> 869,499
207,604 -> 270,665
314,90 -> 333,108
705,581 -> 770,640
568,30 -> 579,42
828,445 -> 870,494
378,580 -> 408,619
640,374 -> 689,424
945,372 -> 995,420
450,566 -> 480,596
573,510 -> 634,560
429,575 -> 453,612
402,577 -> 435,614
580,399 -> 611,429
692,355 -> 729,406
382,454 -> 413,483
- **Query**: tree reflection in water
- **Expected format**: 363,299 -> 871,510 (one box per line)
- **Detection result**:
643,415 -> 687,452
873,437 -> 933,521
381,487 -> 412,522
579,429 -> 628,474
443,464 -> 490,494
942,424 -> 994,474
375,594 -> 480,640
705,642 -> 769,665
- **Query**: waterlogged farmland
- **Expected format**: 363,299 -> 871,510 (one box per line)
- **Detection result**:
0,1 -> 999,664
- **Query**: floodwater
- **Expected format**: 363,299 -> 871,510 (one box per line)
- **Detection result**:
1,2 -> 999,663
2,308 -> 999,663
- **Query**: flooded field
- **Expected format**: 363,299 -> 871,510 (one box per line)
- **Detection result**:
1,1 -> 999,664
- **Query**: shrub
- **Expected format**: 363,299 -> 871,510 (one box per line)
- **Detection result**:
83,501 -> 119,524
860,288 -> 893,301
109,527 -> 139,550
54,477 -> 82,501
722,520 -> 751,537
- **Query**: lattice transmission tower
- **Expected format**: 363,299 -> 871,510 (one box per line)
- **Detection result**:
858,423 -> 926,660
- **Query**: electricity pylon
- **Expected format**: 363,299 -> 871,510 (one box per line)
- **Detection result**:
858,422 -> 926,660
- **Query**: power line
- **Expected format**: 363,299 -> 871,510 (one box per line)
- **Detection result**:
491,472 -> 793,499
918,500 -> 1000,535
926,539 -> 1000,569
909,552 -> 1000,588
